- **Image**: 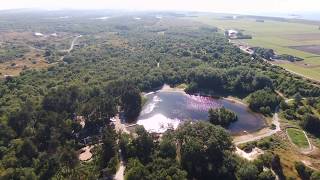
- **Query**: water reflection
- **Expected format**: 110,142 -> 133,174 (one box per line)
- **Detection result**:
137,91 -> 265,134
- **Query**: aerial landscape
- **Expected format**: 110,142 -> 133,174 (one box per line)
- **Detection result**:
0,0 -> 320,180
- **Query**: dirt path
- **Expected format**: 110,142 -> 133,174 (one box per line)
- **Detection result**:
114,149 -> 125,180
112,115 -> 129,180
234,107 -> 281,145
66,35 -> 82,53
113,115 -> 130,134
58,35 -> 82,62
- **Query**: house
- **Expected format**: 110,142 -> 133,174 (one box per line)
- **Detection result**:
227,29 -> 238,39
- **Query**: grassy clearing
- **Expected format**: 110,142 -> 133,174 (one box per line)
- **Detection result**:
193,16 -> 320,80
287,128 -> 309,149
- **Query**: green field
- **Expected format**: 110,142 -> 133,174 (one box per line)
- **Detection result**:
287,128 -> 310,149
194,16 -> 320,80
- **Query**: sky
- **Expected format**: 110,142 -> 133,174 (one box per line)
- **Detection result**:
1,0 -> 320,14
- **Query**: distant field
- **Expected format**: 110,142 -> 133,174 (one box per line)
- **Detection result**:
194,16 -> 320,80
290,45 -> 320,55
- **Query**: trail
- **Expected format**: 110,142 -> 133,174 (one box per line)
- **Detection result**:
234,106 -> 281,145
114,149 -> 125,180
58,35 -> 82,62
66,35 -> 82,53
113,115 -> 129,180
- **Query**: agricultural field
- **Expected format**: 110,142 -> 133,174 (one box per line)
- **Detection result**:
194,15 -> 320,80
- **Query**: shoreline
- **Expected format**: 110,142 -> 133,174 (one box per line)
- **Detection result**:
139,84 -> 270,138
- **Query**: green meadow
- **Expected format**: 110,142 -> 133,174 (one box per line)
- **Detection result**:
287,128 -> 310,149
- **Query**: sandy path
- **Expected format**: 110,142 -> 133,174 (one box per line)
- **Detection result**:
57,35 -> 82,62
112,115 -> 129,180
114,149 -> 125,180
234,107 -> 281,145
113,115 -> 130,134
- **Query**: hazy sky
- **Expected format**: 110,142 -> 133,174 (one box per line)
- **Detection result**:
1,0 -> 320,14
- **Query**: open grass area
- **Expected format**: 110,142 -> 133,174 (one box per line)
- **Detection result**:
193,16 -> 320,80
287,128 -> 310,149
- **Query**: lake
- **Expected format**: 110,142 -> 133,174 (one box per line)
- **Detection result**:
137,90 -> 265,134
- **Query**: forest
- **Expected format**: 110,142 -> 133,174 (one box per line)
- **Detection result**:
0,10 -> 320,179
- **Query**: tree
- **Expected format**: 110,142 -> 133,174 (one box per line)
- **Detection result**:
237,163 -> 259,180
258,170 -> 276,180
59,149 -> 79,174
1,167 -> 37,180
253,75 -> 273,90
174,121 -> 236,179
8,102 -> 34,136
125,158 -> 149,180
301,114 -> 320,136
121,87 -> 142,123
159,139 -> 176,159
248,89 -> 281,115
101,127 -> 118,169
146,158 -> 187,180
42,86 -> 82,115
208,107 -> 237,128
132,126 -> 154,163
295,161 -> 313,180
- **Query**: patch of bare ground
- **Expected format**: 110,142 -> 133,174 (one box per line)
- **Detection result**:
78,145 -> 94,161
235,147 -> 264,161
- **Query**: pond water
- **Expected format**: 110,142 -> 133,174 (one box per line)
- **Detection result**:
137,91 -> 265,134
